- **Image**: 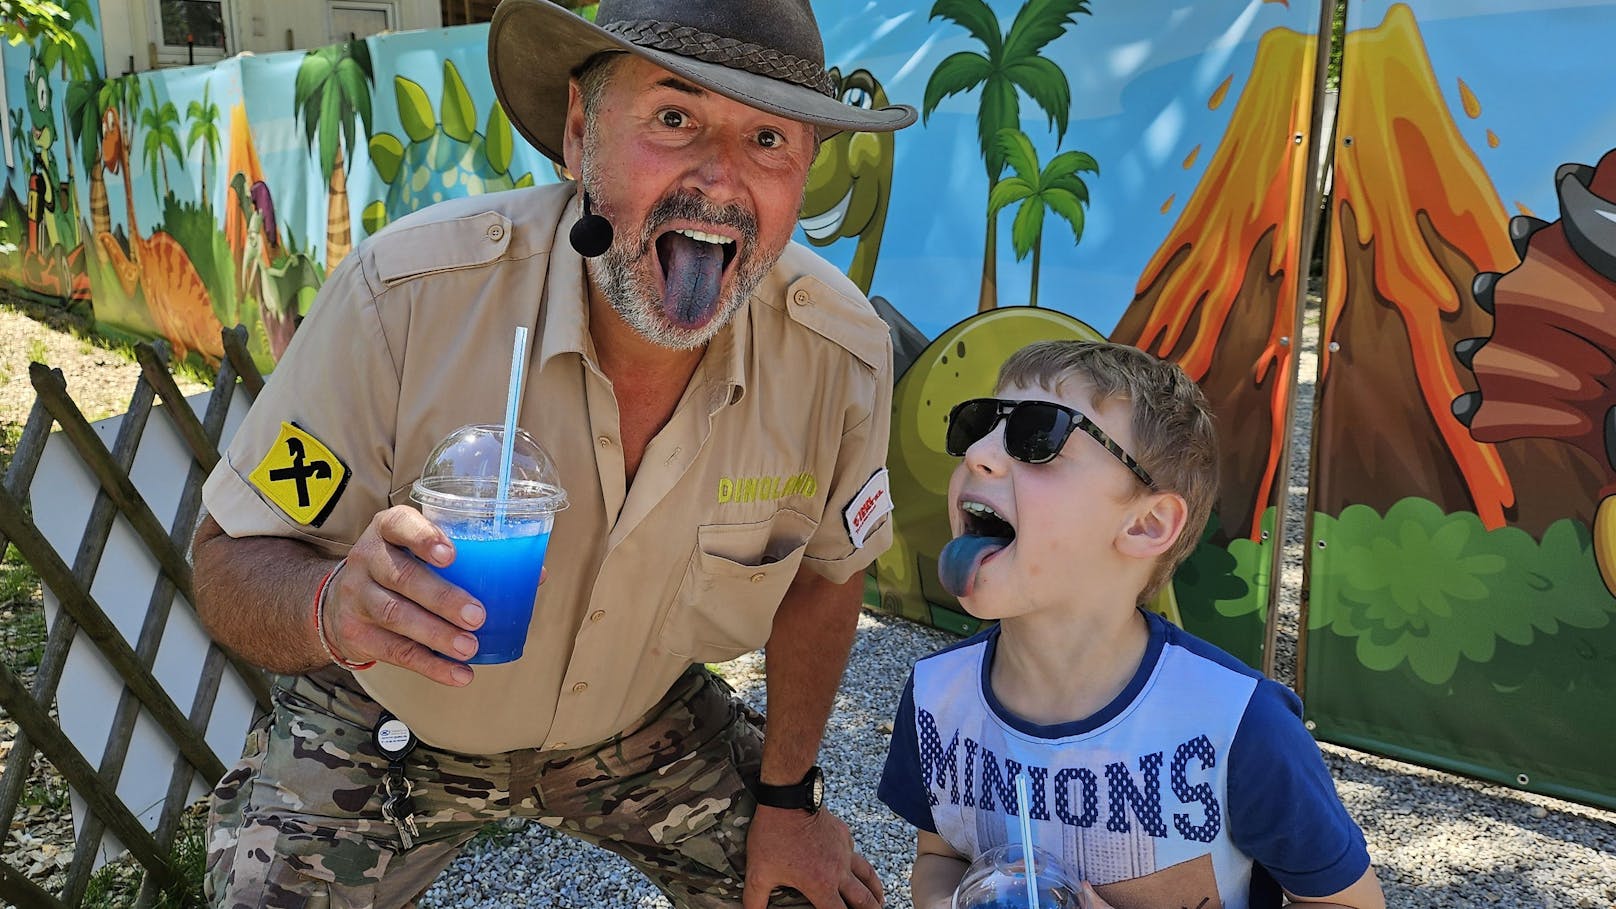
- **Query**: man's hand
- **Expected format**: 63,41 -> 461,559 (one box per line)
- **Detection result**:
321,505 -> 489,686
742,805 -> 883,909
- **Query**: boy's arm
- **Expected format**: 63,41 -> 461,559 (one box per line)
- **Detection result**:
910,830 -> 969,909
1284,867 -> 1386,908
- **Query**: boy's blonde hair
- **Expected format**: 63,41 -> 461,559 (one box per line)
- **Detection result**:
996,341 -> 1219,603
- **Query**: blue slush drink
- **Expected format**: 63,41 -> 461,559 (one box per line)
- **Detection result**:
411,424 -> 568,666
431,520 -> 552,663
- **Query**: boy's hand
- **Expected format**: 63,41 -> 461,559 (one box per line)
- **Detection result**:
1081,882 -> 1117,909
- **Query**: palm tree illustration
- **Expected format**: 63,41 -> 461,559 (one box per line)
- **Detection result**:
294,39 -> 375,270
987,127 -> 1096,308
187,83 -> 223,202
923,0 -> 1089,311
139,99 -> 182,201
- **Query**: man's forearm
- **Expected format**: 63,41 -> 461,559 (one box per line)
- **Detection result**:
758,570 -> 864,785
191,515 -> 339,674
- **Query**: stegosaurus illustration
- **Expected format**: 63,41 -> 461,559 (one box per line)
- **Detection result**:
362,59 -> 535,235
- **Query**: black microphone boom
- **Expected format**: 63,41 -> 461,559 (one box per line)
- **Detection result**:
570,191 -> 614,257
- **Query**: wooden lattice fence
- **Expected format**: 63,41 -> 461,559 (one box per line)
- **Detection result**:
0,326 -> 270,908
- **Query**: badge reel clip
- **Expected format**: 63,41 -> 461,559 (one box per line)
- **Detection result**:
374,712 -> 420,849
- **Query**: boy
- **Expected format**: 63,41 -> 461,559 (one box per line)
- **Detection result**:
878,341 -> 1383,909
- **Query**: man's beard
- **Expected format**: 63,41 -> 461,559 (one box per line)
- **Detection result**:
581,167 -> 776,351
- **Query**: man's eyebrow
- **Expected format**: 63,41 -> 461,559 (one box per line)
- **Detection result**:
653,77 -> 706,97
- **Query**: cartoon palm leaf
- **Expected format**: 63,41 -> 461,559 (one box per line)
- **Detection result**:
441,60 -> 475,144
986,128 -> 1097,306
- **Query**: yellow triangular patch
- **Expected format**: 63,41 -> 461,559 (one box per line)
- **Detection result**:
248,423 -> 350,527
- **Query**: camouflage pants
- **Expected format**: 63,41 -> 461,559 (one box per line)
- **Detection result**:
205,665 -> 812,909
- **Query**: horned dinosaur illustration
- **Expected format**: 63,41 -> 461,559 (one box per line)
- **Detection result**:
96,107 -> 224,362
1452,149 -> 1616,595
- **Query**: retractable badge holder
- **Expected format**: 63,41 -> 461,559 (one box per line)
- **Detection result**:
374,712 -> 420,849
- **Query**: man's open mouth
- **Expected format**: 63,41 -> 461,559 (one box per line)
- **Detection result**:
654,227 -> 739,328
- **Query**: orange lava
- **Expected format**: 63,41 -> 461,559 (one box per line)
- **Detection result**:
1327,2 -> 1517,526
1133,27 -> 1318,538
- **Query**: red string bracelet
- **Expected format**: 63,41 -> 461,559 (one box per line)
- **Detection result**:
313,558 -> 376,671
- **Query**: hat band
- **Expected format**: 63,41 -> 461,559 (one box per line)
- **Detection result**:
601,19 -> 837,98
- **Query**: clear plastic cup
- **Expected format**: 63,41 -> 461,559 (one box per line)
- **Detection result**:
410,424 -> 567,664
953,842 -> 1085,909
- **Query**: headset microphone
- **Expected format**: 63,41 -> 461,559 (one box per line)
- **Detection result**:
569,191 -> 614,257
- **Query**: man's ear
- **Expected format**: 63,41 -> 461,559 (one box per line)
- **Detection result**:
562,79 -> 586,179
1118,491 -> 1189,560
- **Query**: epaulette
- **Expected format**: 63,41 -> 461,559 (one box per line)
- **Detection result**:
781,273 -> 889,372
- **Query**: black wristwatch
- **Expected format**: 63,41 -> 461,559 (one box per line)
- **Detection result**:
753,765 -> 824,813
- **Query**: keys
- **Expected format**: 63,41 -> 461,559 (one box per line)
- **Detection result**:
380,773 -> 419,849
373,712 -> 420,850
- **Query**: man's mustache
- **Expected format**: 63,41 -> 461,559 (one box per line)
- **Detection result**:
635,192 -> 759,252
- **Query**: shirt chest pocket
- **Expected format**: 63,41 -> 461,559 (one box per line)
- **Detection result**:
658,509 -> 818,662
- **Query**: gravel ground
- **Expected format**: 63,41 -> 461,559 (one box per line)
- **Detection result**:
2,300 -> 1613,907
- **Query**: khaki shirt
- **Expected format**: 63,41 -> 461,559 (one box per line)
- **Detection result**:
202,183 -> 895,754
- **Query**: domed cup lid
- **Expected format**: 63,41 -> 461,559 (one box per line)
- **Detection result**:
410,424 -> 568,517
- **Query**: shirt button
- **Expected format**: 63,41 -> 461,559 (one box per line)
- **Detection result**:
486,223 -> 505,241
590,610 -> 606,623
597,435 -> 613,448
791,289 -> 811,306
750,572 -> 766,583
572,682 -> 588,693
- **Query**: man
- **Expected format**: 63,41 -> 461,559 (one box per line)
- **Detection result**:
190,1 -> 915,906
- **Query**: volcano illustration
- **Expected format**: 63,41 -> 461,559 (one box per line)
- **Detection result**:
1113,24 -> 1319,542
1314,3 -> 1604,534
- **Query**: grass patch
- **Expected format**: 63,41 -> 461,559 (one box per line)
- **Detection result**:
81,804 -> 209,909
0,296 -> 217,389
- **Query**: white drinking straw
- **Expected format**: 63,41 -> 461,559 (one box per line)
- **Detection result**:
495,326 -> 529,530
1015,773 -> 1040,909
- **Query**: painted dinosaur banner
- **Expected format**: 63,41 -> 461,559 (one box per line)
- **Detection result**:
8,0 -> 1614,811
1307,0 -> 1616,809
4,1 -> 1327,676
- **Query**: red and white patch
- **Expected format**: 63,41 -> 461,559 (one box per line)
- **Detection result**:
843,468 -> 894,549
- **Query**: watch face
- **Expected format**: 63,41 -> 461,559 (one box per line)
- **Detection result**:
810,769 -> 825,809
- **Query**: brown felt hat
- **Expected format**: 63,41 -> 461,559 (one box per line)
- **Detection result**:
488,0 -> 918,164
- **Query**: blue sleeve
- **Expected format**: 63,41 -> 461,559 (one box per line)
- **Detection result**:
1227,679 -> 1371,898
877,674 -> 938,833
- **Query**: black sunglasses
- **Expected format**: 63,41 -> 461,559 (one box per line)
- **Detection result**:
945,398 -> 1154,486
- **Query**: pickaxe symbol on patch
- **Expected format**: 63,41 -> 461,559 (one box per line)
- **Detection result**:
268,438 -> 332,508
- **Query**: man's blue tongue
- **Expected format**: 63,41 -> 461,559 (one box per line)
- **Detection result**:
938,534 -> 1011,598
659,232 -> 724,327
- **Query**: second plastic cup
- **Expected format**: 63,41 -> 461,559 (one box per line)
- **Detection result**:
953,842 -> 1085,909
410,425 -> 567,665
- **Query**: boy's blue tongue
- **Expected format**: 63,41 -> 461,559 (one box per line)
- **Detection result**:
938,534 -> 1011,598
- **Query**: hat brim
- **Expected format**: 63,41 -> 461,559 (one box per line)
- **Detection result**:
488,0 -> 918,165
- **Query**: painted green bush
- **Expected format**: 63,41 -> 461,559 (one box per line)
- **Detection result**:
1310,498 -> 1616,685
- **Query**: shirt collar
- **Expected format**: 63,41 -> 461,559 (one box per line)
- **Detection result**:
537,186 -> 591,370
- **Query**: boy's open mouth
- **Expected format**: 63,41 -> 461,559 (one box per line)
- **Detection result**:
654,227 -> 739,329
938,500 -> 1016,598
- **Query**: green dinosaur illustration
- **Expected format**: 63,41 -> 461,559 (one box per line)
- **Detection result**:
23,51 -> 72,256
362,59 -> 535,236
798,68 -> 897,295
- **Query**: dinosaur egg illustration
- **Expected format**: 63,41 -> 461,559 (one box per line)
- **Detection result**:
876,308 -> 1104,629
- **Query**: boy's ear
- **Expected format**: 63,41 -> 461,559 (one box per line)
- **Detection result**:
1118,491 -> 1189,560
